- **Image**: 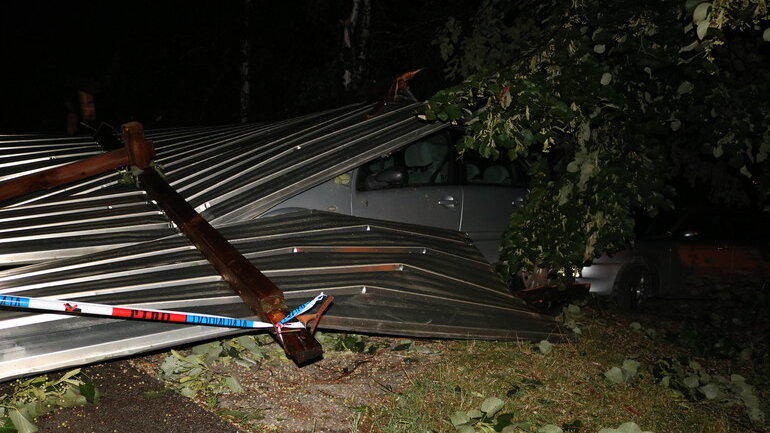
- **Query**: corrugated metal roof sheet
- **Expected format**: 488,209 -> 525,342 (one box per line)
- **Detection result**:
0,210 -> 560,380
1,103 -> 447,265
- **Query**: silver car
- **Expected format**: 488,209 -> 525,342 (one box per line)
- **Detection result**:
578,208 -> 770,308
267,129 -> 528,263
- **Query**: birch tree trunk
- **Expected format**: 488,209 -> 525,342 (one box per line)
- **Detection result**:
240,0 -> 252,123
342,0 -> 371,91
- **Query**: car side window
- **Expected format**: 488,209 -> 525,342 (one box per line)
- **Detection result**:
458,151 -> 528,187
356,131 -> 455,191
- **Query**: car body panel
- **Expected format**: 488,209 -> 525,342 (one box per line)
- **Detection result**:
579,208 -> 770,300
352,184 -> 463,230
459,185 -> 526,262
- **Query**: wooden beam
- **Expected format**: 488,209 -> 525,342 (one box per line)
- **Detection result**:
123,125 -> 323,364
122,122 -> 155,167
0,148 -> 130,204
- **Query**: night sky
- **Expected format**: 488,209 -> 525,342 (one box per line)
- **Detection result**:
1,1 -> 474,134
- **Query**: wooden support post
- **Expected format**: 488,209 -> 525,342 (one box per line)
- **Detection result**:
122,124 -> 323,364
122,122 -> 155,167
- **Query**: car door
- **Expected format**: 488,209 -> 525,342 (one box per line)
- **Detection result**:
351,131 -> 462,230
672,212 -> 733,276
727,211 -> 770,277
457,153 -> 528,263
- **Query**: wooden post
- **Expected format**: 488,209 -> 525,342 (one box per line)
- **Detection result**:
122,122 -> 155,168
121,124 -> 323,364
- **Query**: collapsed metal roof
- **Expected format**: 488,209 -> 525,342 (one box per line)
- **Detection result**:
1,102 -> 561,380
1,103 -> 447,265
0,210 -> 559,380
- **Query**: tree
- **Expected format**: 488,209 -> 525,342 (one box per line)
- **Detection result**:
423,0 -> 770,279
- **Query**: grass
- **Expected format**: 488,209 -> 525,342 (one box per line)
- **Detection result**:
369,288 -> 769,433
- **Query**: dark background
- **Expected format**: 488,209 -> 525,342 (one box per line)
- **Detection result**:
1,1 -> 476,134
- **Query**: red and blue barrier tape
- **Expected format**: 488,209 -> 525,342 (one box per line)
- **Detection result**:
0,294 -> 319,329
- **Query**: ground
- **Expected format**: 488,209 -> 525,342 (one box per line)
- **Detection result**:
30,360 -> 241,433
26,336 -> 442,433
6,284 -> 770,433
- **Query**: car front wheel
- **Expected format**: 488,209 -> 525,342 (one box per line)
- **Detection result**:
614,262 -> 657,310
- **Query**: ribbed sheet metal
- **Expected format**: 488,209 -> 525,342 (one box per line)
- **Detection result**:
0,103 -> 447,264
0,210 -> 560,380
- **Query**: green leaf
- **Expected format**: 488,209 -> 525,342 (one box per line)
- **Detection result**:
713,144 -> 723,158
697,20 -> 710,40
494,413 -> 515,431
764,28 -> 770,42
466,409 -> 484,419
57,387 -> 87,408
739,166 -> 752,178
537,340 -> 553,354
481,397 -> 505,416
604,367 -> 625,384
8,410 -> 36,433
683,375 -> 700,388
600,73 -> 612,86
660,375 -> 671,387
616,422 -> 647,433
629,322 -> 642,330
677,81 -> 694,95
520,129 -> 534,146
537,425 -> 563,433
0,417 -> 18,433
79,379 -> 98,404
58,369 -> 82,382
456,426 -> 475,433
622,359 -> 640,378
739,348 -> 752,361
593,44 -> 606,54
566,304 -> 582,316
698,383 -> 720,399
224,376 -> 244,393
680,41 -> 699,52
392,340 -> 413,351
692,3 -> 711,24
748,408 -> 766,425
450,411 -> 470,426
18,403 -> 45,421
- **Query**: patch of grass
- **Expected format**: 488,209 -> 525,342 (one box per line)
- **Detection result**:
371,299 -> 767,433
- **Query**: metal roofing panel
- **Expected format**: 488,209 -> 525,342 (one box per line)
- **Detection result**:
0,103 -> 448,265
0,210 -> 560,380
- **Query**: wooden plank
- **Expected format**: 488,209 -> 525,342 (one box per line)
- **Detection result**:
0,148 -> 129,204
136,168 -> 323,364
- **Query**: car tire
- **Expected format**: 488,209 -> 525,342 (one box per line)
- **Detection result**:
614,262 -> 657,310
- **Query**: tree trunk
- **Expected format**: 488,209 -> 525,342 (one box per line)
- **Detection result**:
342,0 -> 371,91
240,0 -> 252,123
